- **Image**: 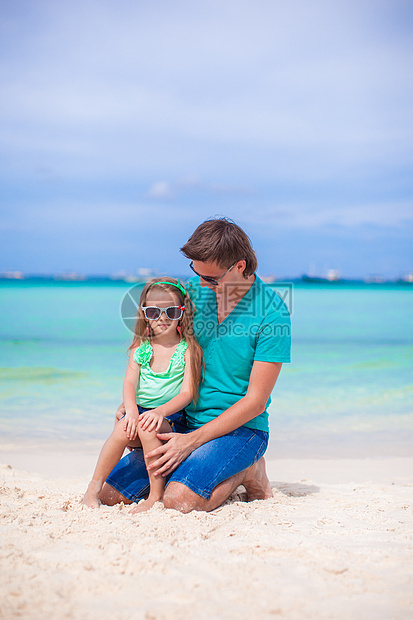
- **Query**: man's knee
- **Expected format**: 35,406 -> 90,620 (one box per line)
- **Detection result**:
99,482 -> 131,506
163,482 -> 205,513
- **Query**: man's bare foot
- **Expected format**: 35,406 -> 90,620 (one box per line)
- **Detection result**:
82,482 -> 102,508
242,457 -> 273,501
129,497 -> 161,514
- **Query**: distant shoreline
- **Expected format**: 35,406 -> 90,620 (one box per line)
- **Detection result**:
1,274 -> 412,287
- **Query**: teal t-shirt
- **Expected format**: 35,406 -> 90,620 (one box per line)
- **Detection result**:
134,339 -> 188,408
185,276 -> 291,432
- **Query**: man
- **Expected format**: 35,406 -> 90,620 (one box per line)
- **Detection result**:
100,218 -> 291,512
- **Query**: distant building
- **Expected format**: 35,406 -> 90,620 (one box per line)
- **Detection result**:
326,269 -> 340,281
0,271 -> 24,279
260,275 -> 277,283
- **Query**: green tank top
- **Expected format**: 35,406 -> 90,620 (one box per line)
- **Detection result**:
133,339 -> 188,408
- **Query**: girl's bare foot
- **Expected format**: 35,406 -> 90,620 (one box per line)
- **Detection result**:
242,457 -> 273,501
129,497 -> 161,514
82,482 -> 103,508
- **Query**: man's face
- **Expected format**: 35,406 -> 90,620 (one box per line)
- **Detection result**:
191,260 -> 240,291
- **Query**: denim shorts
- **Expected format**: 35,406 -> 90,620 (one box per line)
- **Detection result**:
124,406 -> 187,434
106,425 -> 269,502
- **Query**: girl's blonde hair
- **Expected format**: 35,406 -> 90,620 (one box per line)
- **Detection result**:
128,277 -> 203,404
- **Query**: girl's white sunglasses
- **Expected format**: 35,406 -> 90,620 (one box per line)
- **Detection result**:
142,305 -> 184,321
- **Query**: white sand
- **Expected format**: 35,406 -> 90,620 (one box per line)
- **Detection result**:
1,450 -> 412,620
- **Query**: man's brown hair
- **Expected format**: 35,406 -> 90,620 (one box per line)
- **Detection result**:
180,217 -> 258,278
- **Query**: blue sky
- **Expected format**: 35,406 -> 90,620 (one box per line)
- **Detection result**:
1,0 -> 412,279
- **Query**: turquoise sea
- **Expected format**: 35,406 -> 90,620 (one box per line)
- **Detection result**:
0,280 -> 412,457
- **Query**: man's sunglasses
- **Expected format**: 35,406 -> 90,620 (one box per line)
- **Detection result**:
142,306 -> 184,321
189,261 -> 237,286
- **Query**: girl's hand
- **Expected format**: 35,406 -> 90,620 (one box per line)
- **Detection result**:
124,409 -> 140,441
139,409 -> 164,432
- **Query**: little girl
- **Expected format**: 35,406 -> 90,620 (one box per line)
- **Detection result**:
82,277 -> 203,512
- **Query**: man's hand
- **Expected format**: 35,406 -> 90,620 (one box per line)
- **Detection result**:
146,432 -> 195,477
115,403 -> 126,422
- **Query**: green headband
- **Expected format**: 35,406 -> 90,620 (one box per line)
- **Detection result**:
152,281 -> 187,297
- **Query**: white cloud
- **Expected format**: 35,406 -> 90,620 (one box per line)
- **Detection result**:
147,181 -> 174,199
146,178 -> 254,200
243,200 -> 413,230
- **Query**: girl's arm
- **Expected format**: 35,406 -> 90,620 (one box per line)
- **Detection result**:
139,350 -> 194,432
122,348 -> 141,440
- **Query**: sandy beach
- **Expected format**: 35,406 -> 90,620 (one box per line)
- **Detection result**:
1,447 -> 412,620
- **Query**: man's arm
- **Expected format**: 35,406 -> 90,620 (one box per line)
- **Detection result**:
147,361 -> 283,477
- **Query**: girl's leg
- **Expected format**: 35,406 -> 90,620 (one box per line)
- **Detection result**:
82,420 -> 141,508
129,419 -> 172,513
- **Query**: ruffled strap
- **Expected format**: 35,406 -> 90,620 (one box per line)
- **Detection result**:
134,340 -> 153,366
171,339 -> 188,366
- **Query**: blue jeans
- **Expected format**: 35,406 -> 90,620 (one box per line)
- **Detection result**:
106,425 -> 269,501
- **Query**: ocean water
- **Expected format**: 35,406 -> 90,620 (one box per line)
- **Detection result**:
0,280 -> 412,457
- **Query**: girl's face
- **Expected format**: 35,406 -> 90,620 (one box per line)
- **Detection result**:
143,288 -> 181,339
